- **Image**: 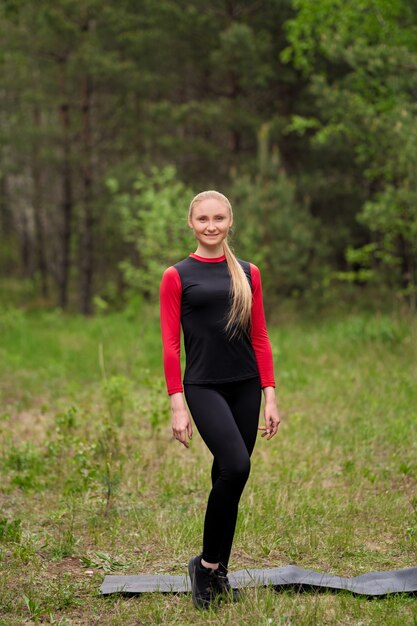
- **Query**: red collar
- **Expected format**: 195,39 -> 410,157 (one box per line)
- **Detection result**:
189,252 -> 226,263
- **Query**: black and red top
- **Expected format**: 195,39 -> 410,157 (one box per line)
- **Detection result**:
159,252 -> 276,395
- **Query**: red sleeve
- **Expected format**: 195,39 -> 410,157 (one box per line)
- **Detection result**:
159,266 -> 183,395
249,263 -> 276,388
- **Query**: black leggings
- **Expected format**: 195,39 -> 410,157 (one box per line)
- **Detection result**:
184,376 -> 262,569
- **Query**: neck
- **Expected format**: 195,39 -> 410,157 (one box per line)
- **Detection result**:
194,244 -> 225,258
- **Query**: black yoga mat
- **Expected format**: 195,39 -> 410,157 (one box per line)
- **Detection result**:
100,564 -> 417,596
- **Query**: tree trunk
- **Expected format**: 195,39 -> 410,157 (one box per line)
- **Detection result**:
0,175 -> 11,235
20,205 -> 31,278
399,233 -> 416,311
57,53 -> 73,310
79,9 -> 94,316
32,105 -> 49,298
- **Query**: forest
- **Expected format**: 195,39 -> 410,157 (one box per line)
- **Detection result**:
1,2 -> 417,625
2,0 -> 417,314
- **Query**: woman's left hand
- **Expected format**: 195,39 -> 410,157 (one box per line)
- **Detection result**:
258,401 -> 281,440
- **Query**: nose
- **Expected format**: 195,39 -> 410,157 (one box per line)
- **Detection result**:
206,221 -> 217,232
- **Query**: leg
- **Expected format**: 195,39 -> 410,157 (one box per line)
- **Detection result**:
216,377 -> 262,569
210,376 -> 262,487
211,457 -> 220,488
184,383 -> 254,565
228,377 -> 262,458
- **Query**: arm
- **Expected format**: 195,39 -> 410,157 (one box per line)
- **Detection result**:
249,263 -> 281,439
249,263 -> 276,388
159,266 -> 183,395
159,267 -> 192,447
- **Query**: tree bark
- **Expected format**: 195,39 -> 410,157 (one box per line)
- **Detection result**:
79,8 -> 94,315
20,205 -> 31,278
57,53 -> 73,310
32,105 -> 49,298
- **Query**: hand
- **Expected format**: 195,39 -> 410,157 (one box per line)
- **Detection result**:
171,407 -> 193,448
258,400 -> 281,440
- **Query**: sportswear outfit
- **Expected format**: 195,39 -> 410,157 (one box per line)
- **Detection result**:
159,252 -> 276,574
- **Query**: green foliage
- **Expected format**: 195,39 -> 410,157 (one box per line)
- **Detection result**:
4,442 -> 47,491
282,0 -> 414,74
54,406 -> 78,432
101,375 -> 132,427
3,0 -> 417,310
282,0 -> 417,306
140,369 -> 170,435
23,594 -> 42,623
231,171 -> 318,299
210,22 -> 274,92
0,305 -> 26,332
22,572 -> 82,624
94,420 -> 124,516
50,527 -> 77,559
80,550 -> 129,572
0,517 -> 22,543
230,130 -> 323,302
108,165 -> 193,300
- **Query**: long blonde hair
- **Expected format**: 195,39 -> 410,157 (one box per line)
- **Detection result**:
188,190 -> 252,339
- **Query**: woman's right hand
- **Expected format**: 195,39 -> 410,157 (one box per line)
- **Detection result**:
170,393 -> 193,448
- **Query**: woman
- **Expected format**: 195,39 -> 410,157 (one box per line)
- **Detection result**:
159,190 -> 280,610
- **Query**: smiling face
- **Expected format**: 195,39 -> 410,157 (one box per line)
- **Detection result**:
188,198 -> 233,255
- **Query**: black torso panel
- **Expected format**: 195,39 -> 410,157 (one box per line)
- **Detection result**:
173,256 -> 259,385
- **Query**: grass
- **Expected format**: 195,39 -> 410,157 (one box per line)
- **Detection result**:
0,303 -> 416,625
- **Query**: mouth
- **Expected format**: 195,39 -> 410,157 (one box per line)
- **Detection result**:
205,234 -> 219,237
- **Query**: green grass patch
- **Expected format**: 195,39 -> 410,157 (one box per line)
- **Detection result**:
0,306 -> 416,624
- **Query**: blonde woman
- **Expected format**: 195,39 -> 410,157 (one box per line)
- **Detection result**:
159,190 -> 280,610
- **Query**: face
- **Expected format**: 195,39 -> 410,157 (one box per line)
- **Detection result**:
188,198 -> 233,248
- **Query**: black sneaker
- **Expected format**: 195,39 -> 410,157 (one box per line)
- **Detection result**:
215,563 -> 242,602
188,555 -> 220,610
